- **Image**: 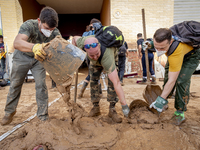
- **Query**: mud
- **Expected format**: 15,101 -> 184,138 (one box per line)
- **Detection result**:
1,117 -> 119,150
128,99 -> 159,124
42,35 -> 86,87
0,71 -> 200,149
43,35 -> 87,135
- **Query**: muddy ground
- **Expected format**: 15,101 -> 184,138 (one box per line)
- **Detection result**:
0,67 -> 200,150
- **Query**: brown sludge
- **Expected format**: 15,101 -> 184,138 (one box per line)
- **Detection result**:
128,99 -> 159,124
0,70 -> 200,149
44,36 -> 87,135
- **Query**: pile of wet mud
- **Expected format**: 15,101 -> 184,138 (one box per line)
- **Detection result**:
1,117 -> 118,150
0,99 -> 160,150
1,97 -> 200,150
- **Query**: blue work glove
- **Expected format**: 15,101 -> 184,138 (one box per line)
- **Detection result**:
149,96 -> 168,113
122,104 -> 130,117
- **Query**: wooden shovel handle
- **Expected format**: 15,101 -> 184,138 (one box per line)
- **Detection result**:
142,9 -> 150,84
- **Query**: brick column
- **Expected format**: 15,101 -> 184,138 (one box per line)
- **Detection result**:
0,0 -> 23,53
127,49 -> 142,78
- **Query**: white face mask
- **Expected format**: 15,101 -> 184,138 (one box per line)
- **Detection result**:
156,49 -> 167,57
41,28 -> 53,37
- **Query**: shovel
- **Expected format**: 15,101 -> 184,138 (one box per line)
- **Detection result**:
141,9 -> 164,114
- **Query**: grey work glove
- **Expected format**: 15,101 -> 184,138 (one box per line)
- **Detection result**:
122,104 -> 130,117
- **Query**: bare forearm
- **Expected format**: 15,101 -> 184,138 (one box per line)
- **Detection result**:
114,81 -> 127,105
161,80 -> 176,99
72,36 -> 81,46
14,39 -> 34,52
161,71 -> 180,99
108,69 -> 127,105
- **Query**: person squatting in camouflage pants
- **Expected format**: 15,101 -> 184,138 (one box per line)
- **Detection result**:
89,64 -> 119,110
73,35 -> 130,123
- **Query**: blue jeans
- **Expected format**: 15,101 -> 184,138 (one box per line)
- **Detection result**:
118,55 -> 126,82
142,52 -> 155,77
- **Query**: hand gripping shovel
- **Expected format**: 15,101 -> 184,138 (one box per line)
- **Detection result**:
141,9 -> 166,116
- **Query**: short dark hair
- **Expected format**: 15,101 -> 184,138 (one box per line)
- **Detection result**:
0,35 -> 3,39
39,6 -> 58,28
153,28 -> 172,43
137,33 -> 142,38
90,18 -> 101,24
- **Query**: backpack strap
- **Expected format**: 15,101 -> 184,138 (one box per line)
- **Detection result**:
98,45 -> 106,65
167,40 -> 197,58
167,40 -> 180,56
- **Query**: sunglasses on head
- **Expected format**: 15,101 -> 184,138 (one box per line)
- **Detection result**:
84,43 -> 99,49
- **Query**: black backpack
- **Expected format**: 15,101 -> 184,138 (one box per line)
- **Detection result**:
168,21 -> 200,56
95,25 -> 124,48
170,21 -> 200,48
95,25 -> 124,64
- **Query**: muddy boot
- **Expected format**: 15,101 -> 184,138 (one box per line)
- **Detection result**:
171,111 -> 186,126
88,102 -> 101,117
108,102 -> 122,123
98,83 -> 103,98
78,82 -> 88,98
1,111 -> 16,126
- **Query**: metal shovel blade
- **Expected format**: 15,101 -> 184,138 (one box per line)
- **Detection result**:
142,84 -> 162,114
129,99 -> 149,110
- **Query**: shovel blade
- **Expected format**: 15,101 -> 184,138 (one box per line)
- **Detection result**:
143,84 -> 162,114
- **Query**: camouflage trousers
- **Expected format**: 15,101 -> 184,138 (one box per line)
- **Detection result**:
89,65 -> 118,104
163,49 -> 200,111
5,50 -> 48,120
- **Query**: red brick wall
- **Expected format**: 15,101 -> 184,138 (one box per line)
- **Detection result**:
127,49 -> 142,78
